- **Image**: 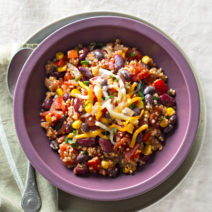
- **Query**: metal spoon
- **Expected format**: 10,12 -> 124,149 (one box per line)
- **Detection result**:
6,48 -> 41,212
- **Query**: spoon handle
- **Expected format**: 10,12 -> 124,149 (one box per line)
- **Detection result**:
21,163 -> 41,212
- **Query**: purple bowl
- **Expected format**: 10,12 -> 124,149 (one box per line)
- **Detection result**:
13,16 -> 200,201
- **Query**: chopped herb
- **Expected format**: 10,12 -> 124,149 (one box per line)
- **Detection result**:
102,96 -> 106,100
138,90 -> 144,98
118,160 -> 122,166
115,78 -> 118,82
129,103 -> 135,110
108,95 -> 114,99
65,136 -> 69,144
140,82 -> 145,92
130,52 -> 136,57
80,60 -> 90,66
73,130 -> 77,136
141,96 -> 145,101
125,82 -> 131,88
68,140 -> 78,148
83,81 -> 90,86
54,94 -> 58,98
153,96 -> 159,101
160,116 -> 165,122
81,150 -> 86,155
113,128 -> 117,134
75,77 -> 81,81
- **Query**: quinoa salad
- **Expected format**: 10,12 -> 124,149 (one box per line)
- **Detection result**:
40,39 -> 177,177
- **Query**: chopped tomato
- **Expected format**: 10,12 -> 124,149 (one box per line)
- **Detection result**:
87,157 -> 100,171
152,79 -> 168,95
67,50 -> 78,59
60,143 -> 78,166
128,62 -> 149,81
142,133 -> 151,143
124,144 -> 140,161
51,96 -> 67,112
56,56 -> 67,67
64,72 -> 72,81
41,111 -> 63,120
126,49 -> 142,61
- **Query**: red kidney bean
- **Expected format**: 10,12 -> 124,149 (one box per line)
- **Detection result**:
65,122 -> 73,133
114,54 -> 124,72
76,152 -> 89,163
169,114 -> 177,125
85,116 -> 96,127
144,86 -> 156,95
133,107 -> 141,116
94,49 -> 104,60
163,124 -> 174,134
49,140 -> 59,150
79,47 -> 88,61
63,93 -> 70,102
81,123 -> 89,132
159,93 -> 175,106
43,97 -> 53,110
73,164 -> 88,175
98,138 -> 113,153
78,66 -> 93,79
77,138 -> 96,147
73,98 -> 81,112
51,71 -> 66,79
145,94 -> 154,106
119,70 -> 131,81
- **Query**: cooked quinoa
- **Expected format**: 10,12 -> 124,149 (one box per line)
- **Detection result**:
40,39 -> 177,177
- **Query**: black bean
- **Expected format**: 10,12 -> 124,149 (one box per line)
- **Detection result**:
77,138 -> 96,147
163,124 -> 174,134
94,49 -> 104,60
43,97 -> 53,110
81,123 -> 89,132
65,122 -> 73,133
144,86 -> 156,95
79,47 -> 88,61
78,66 -> 93,79
133,107 -> 141,116
98,138 -> 113,153
73,164 -> 88,175
63,93 -> 70,102
76,152 -> 89,163
119,70 -> 131,81
145,94 -> 154,106
50,140 -> 59,150
159,94 -> 175,107
114,54 -> 124,72
169,114 -> 177,125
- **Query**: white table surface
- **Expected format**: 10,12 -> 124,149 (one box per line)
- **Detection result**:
0,0 -> 212,211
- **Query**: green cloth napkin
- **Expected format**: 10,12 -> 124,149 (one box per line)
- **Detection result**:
0,58 -> 58,212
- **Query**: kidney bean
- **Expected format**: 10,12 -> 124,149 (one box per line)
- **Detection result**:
119,70 -> 131,81
94,49 -> 104,60
73,98 -> 81,112
43,97 -> 53,110
144,86 -> 156,95
133,107 -> 141,116
63,93 -> 70,102
159,93 -> 175,106
114,54 -> 124,72
98,138 -> 113,153
81,123 -> 89,132
79,47 -> 88,61
163,124 -> 174,134
145,94 -> 154,106
76,152 -> 89,163
73,164 -> 88,175
54,116 -> 66,130
77,138 -> 96,147
65,122 -> 73,133
78,66 -> 93,79
51,71 -> 66,79
169,114 -> 177,125
50,140 -> 59,150
85,116 -> 96,127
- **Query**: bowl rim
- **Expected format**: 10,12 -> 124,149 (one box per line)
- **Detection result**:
13,16 -> 200,201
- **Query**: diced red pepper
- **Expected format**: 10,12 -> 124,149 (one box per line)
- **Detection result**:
152,79 -> 168,95
87,157 -> 100,171
51,96 -> 67,112
67,50 -> 78,59
56,56 -> 67,67
124,144 -> 140,161
126,49 -> 142,61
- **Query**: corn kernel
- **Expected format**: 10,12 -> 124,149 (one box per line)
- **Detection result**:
101,160 -> 109,169
143,144 -> 152,156
166,107 -> 175,116
57,65 -> 67,72
123,167 -> 129,174
142,56 -> 153,65
56,52 -> 64,60
72,120 -> 82,129
56,88 -> 63,96
67,133 -> 74,138
137,100 -> 144,109
45,115 -> 52,122
85,100 -> 93,113
101,117 -> 111,124
160,118 -> 169,128
91,66 -> 99,76
71,89 -> 81,97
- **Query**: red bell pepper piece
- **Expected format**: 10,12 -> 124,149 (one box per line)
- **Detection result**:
51,96 -> 67,112
56,56 -> 67,67
87,157 -> 100,171
152,79 -> 168,95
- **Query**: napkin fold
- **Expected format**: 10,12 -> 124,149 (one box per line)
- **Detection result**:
0,44 -> 58,212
